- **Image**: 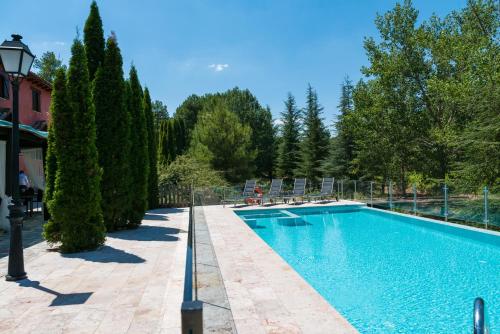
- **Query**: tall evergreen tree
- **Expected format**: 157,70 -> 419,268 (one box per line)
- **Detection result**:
326,77 -> 355,178
301,84 -> 330,187
49,39 -> 105,252
43,69 -> 67,242
144,88 -> 158,209
83,1 -> 105,81
93,35 -> 131,230
278,93 -> 301,180
127,66 -> 149,226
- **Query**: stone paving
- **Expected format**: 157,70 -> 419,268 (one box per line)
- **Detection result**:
203,201 -> 360,334
0,214 -> 45,259
0,208 -> 188,334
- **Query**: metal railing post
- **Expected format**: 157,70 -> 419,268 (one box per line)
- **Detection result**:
483,186 -> 489,229
370,181 -> 373,207
443,183 -> 449,221
389,181 -> 393,210
353,180 -> 357,200
181,182 -> 203,334
413,183 -> 417,215
341,180 -> 344,200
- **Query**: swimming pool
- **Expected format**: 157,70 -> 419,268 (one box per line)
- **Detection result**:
235,205 -> 500,333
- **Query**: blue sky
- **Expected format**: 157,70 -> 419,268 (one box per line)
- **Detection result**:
0,0 -> 466,124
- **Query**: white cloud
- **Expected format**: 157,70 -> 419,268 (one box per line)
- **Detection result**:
209,63 -> 229,72
273,118 -> 284,126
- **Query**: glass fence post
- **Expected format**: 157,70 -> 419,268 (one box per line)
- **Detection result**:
443,183 -> 449,221
483,186 -> 489,229
413,183 -> 417,215
370,181 -> 373,207
354,180 -> 357,200
389,181 -> 393,210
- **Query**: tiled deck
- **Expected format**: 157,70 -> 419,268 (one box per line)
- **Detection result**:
203,201 -> 360,334
0,208 -> 188,334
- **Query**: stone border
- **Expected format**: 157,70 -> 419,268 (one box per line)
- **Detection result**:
203,203 -> 359,334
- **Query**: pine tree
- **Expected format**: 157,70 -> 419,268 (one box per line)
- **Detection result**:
301,84 -> 330,187
144,88 -> 158,209
127,66 -> 149,226
43,69 -> 67,242
50,39 -> 105,252
83,1 -> 105,81
325,77 -> 355,178
93,34 -> 131,231
278,93 -> 301,180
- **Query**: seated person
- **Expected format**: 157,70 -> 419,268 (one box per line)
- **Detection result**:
19,170 -> 30,194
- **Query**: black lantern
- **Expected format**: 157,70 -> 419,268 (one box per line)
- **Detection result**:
0,34 -> 35,78
0,34 -> 36,281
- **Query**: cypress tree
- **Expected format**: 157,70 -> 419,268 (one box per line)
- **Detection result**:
278,93 -> 301,180
144,88 -> 158,209
174,118 -> 185,155
83,1 -> 105,81
167,119 -> 176,163
157,119 -> 167,167
50,39 -> 105,252
93,34 -> 131,230
301,84 -> 330,187
43,69 -> 67,242
127,66 -> 149,227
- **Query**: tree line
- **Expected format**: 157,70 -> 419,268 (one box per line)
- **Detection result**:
333,0 -> 499,191
158,0 -> 498,193
43,1 -> 158,252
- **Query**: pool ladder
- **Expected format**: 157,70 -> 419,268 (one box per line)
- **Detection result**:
473,297 -> 488,334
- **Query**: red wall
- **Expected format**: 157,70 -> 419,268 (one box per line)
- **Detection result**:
0,75 -> 51,126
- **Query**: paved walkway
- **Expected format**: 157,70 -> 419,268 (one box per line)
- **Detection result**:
0,208 -> 188,334
0,214 -> 45,259
203,202 -> 360,334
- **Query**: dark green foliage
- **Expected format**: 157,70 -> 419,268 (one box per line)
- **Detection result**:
43,69 -> 67,243
93,35 -> 131,231
144,88 -> 159,209
83,1 -> 105,81
174,94 -> 204,139
157,118 -> 187,167
300,84 -> 330,186
33,51 -> 66,83
190,103 -> 255,183
330,0 -> 499,190
327,77 -> 355,178
175,88 -> 276,179
48,39 -> 105,252
152,100 -> 169,129
278,93 -> 301,180
127,66 -> 149,226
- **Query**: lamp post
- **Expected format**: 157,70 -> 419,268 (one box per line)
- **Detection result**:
0,34 -> 35,281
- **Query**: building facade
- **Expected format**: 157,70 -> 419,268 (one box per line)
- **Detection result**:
0,64 -> 51,230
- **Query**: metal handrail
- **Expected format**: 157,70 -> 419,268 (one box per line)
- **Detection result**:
181,184 -> 203,333
473,297 -> 486,334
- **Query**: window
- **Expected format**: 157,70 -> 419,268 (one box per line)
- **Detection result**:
0,75 -> 8,99
32,89 -> 41,112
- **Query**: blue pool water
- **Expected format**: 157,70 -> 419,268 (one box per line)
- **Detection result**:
236,206 -> 500,334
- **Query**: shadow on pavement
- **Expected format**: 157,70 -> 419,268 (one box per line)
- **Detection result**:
18,279 -> 93,306
109,225 -> 184,242
61,245 -> 146,264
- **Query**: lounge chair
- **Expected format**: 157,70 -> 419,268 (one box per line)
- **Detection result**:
283,178 -> 307,204
308,177 -> 335,202
263,179 -> 283,205
222,180 -> 257,207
